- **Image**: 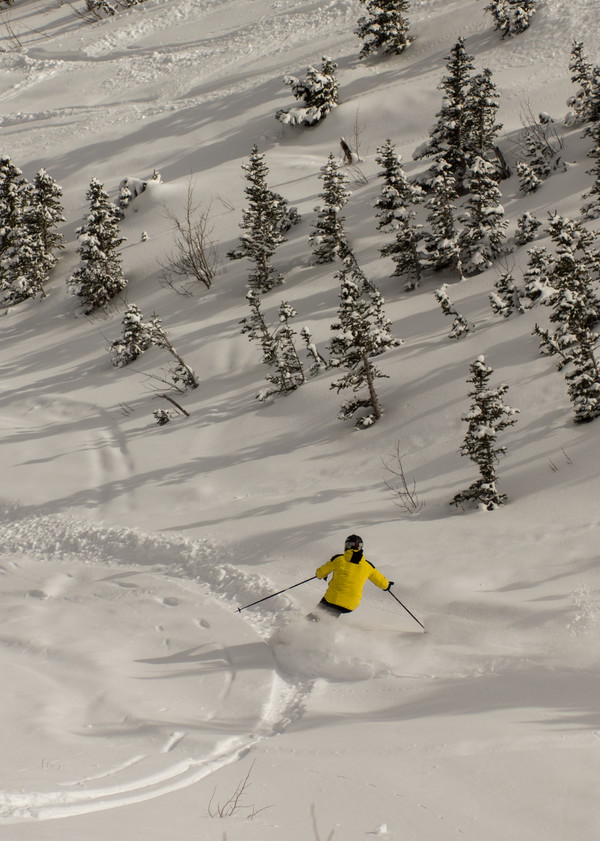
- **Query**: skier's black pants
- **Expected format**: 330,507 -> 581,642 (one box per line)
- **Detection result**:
316,597 -> 352,618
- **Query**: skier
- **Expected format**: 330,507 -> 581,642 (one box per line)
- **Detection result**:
309,534 -> 393,619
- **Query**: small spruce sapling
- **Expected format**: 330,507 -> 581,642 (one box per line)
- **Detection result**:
489,271 -> 524,318
515,211 -> 541,245
110,303 -> 155,367
434,284 -> 473,340
276,57 -> 339,127
451,355 -> 519,511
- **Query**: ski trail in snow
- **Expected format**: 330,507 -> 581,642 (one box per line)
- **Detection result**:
0,514 -> 314,824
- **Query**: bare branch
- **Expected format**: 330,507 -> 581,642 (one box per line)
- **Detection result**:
383,444 -> 425,514
160,180 -> 218,295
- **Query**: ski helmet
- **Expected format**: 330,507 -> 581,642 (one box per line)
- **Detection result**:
344,534 -> 363,551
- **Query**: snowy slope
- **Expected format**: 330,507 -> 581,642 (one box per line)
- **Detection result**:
1,1 -> 600,839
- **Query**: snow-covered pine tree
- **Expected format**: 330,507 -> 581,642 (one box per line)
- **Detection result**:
522,245 -> 554,305
300,326 -> 329,376
489,270 -> 524,318
309,153 -> 351,264
109,303 -> 155,367
451,355 -> 519,510
147,313 -> 199,390
515,210 -> 542,245
567,41 -> 600,126
29,169 -> 65,258
534,262 -> 600,424
276,57 -> 339,127
374,139 -> 425,289
272,302 -> 306,392
516,160 -> 542,194
1,168 -> 67,304
68,178 -> 127,314
434,283 -> 473,339
485,0 -> 537,38
532,216 -> 600,421
0,155 -> 27,260
240,290 -> 279,397
458,156 -> 508,275
423,159 -> 464,277
328,244 -> 401,428
227,146 -> 294,292
240,291 -> 304,398
355,0 -> 412,59
374,139 -> 423,229
581,121 -> 600,220
413,38 -> 476,192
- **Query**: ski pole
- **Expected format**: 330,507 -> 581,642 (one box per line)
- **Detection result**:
387,588 -> 426,632
237,576 -> 318,613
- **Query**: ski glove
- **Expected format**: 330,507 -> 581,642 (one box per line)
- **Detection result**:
385,581 -> 394,591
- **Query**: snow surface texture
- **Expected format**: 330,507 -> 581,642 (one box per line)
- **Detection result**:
1,1 -> 600,839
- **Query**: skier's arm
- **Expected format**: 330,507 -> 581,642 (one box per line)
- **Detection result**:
367,565 -> 389,591
316,558 -> 336,579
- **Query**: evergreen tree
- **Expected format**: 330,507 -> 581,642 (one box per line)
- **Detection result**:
240,292 -> 304,398
29,169 -> 65,256
459,156 -> 508,275
68,178 -> 127,314
228,146 -> 296,292
272,302 -> 306,392
485,1 -> 537,37
522,245 -> 554,304
0,155 -> 27,260
355,1 -> 412,59
434,283 -> 473,339
423,159 -> 464,277
276,57 -> 339,127
147,313 -> 199,390
516,160 -> 542,194
414,38 -> 476,191
466,67 -> 502,162
309,154 -> 351,264
300,326 -> 329,376
567,41 -> 600,126
374,140 -> 423,229
515,210 -> 541,245
109,303 -> 155,367
581,121 -> 600,220
532,216 -> 600,422
489,271 -> 524,318
374,140 -> 425,289
451,355 -> 519,510
328,244 -> 401,428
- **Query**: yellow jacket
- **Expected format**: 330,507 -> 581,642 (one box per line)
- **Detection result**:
315,549 -> 389,611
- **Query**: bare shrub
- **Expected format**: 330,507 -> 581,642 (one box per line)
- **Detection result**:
160,180 -> 218,295
383,444 -> 425,514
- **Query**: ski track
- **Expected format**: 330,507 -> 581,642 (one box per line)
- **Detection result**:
0,511 -> 313,824
0,0 -> 361,153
